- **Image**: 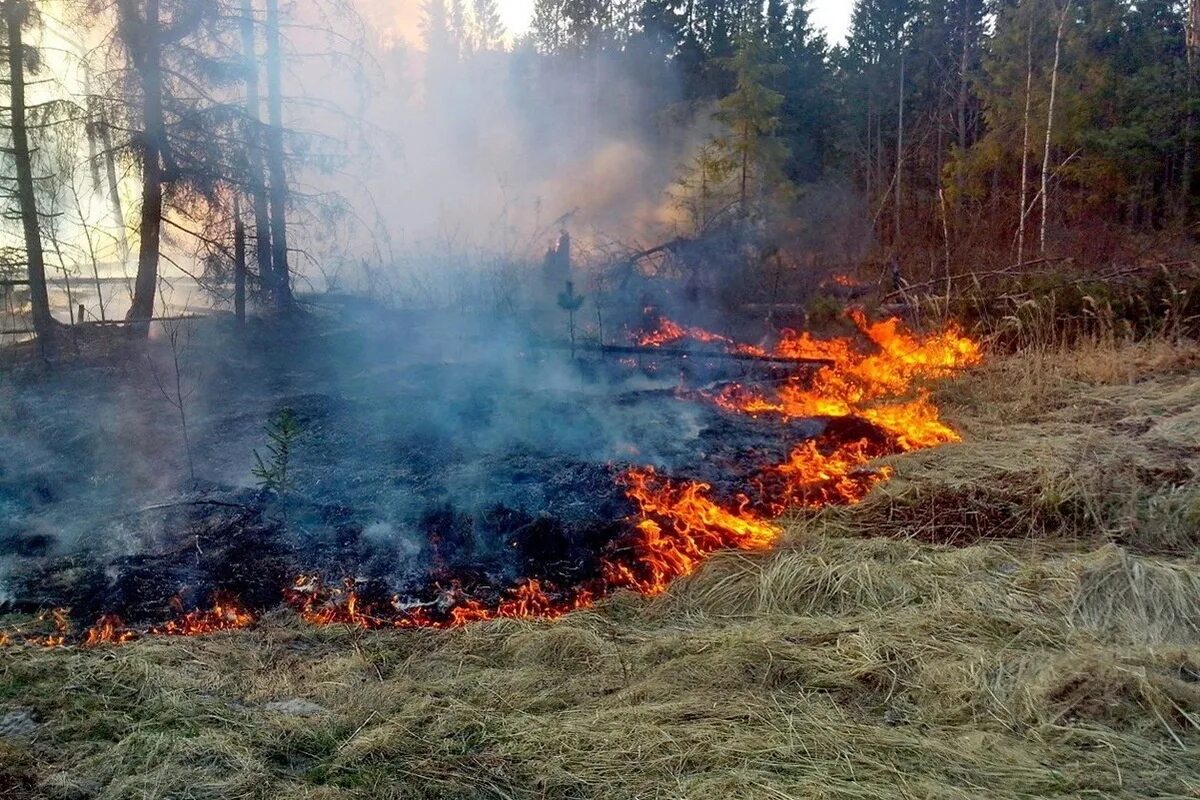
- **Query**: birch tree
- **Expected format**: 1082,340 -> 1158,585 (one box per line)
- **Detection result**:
1039,0 -> 1072,254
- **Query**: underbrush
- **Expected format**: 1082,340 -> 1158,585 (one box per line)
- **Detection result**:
2,337 -> 1199,800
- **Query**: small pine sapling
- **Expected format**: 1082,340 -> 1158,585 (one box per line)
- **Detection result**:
557,280 -> 585,359
148,316 -> 198,483
253,407 -> 302,498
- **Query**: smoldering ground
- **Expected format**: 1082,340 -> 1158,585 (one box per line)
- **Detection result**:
0,307 -> 821,624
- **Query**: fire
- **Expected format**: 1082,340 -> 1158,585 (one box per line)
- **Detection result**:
635,316 -> 736,349
77,596 -> 255,647
755,439 -> 894,515
1,607 -> 76,648
604,468 -> 779,595
84,616 -> 137,647
4,311 -> 980,647
616,310 -> 979,598
149,594 -> 255,637
710,310 -> 980,451
283,575 -> 594,629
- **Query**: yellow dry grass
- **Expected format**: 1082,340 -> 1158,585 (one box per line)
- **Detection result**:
2,339 -> 1199,799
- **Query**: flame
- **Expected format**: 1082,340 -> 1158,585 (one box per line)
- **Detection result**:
826,274 -> 863,289
149,594 -> 255,637
4,312 -> 980,646
616,311 -> 980,598
712,310 -> 980,450
754,439 -> 895,515
0,608 -> 76,648
282,575 -> 595,629
635,316 -> 736,349
84,615 -> 138,647
604,468 -> 779,595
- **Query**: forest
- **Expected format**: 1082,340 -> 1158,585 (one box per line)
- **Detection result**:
2,0 -> 1199,338
1,2 -> 1199,799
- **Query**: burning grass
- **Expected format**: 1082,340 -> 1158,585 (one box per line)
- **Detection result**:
2,337 -> 1199,798
3,311 -> 982,644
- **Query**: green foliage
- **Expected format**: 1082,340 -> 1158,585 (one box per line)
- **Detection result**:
558,280 -> 585,358
671,142 -> 738,234
252,408 -> 302,496
806,294 -> 845,329
471,0 -> 505,51
713,31 -> 789,208
557,280 -> 585,313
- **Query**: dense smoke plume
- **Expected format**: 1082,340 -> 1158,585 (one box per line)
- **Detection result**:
287,2 -> 689,296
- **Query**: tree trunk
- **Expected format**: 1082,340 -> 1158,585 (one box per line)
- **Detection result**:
264,0 -> 292,311
1040,0 -> 1071,255
739,120 -> 749,208
5,1 -> 54,341
234,195 -> 246,325
955,0 -> 971,201
895,50 -> 905,247
1183,0 -> 1199,221
864,91 -> 873,211
126,0 -> 165,331
957,1 -> 970,152
98,114 -> 129,259
1017,19 -> 1034,264
240,0 -> 274,301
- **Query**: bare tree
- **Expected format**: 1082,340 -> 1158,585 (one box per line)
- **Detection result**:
114,0 -> 170,330
1184,0 -> 1199,220
149,314 -> 198,483
239,0 -> 274,304
1017,18 -> 1033,264
263,0 -> 292,311
1040,0 -> 1071,255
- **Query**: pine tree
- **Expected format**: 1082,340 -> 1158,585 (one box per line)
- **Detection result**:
471,0 -> 505,51
714,30 -> 788,210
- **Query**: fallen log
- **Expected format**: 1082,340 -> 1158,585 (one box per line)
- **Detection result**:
574,342 -> 834,368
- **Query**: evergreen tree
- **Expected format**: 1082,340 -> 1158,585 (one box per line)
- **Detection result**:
714,31 -> 788,210
471,0 -> 505,51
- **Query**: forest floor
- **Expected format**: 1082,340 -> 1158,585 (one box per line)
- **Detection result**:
3,338 -> 1200,799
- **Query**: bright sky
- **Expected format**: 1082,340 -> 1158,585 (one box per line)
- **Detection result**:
497,1 -> 853,44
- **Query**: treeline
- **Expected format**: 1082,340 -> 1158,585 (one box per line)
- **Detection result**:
4,0 -> 1197,342
501,0 -> 1200,278
0,0 -> 343,342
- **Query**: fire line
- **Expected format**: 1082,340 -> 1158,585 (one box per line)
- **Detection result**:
4,313 -> 980,647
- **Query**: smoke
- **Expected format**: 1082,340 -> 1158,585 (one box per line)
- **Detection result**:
0,307 -> 744,608
282,3 -> 688,296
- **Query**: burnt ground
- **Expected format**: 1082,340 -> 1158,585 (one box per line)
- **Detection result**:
0,311 -> 849,628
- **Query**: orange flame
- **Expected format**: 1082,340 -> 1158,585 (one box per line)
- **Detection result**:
149,594 -> 255,637
604,468 -> 779,595
712,310 -> 980,450
617,311 -> 980,598
83,615 -> 138,647
635,316 -> 735,349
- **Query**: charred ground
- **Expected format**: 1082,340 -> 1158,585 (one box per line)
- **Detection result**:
0,310 -> 867,634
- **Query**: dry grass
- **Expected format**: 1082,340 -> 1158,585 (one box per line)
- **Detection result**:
3,339 -> 1200,800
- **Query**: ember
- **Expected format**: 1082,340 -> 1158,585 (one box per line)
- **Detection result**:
635,315 -> 737,349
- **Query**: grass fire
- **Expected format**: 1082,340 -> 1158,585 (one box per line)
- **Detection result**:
3,0 -> 1200,798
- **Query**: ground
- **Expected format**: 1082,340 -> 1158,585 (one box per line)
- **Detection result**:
2,339 -> 1199,799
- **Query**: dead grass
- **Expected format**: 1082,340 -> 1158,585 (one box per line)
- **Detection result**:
3,338 -> 1200,799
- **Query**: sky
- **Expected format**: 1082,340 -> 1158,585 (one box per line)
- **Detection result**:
496,1 -> 854,45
